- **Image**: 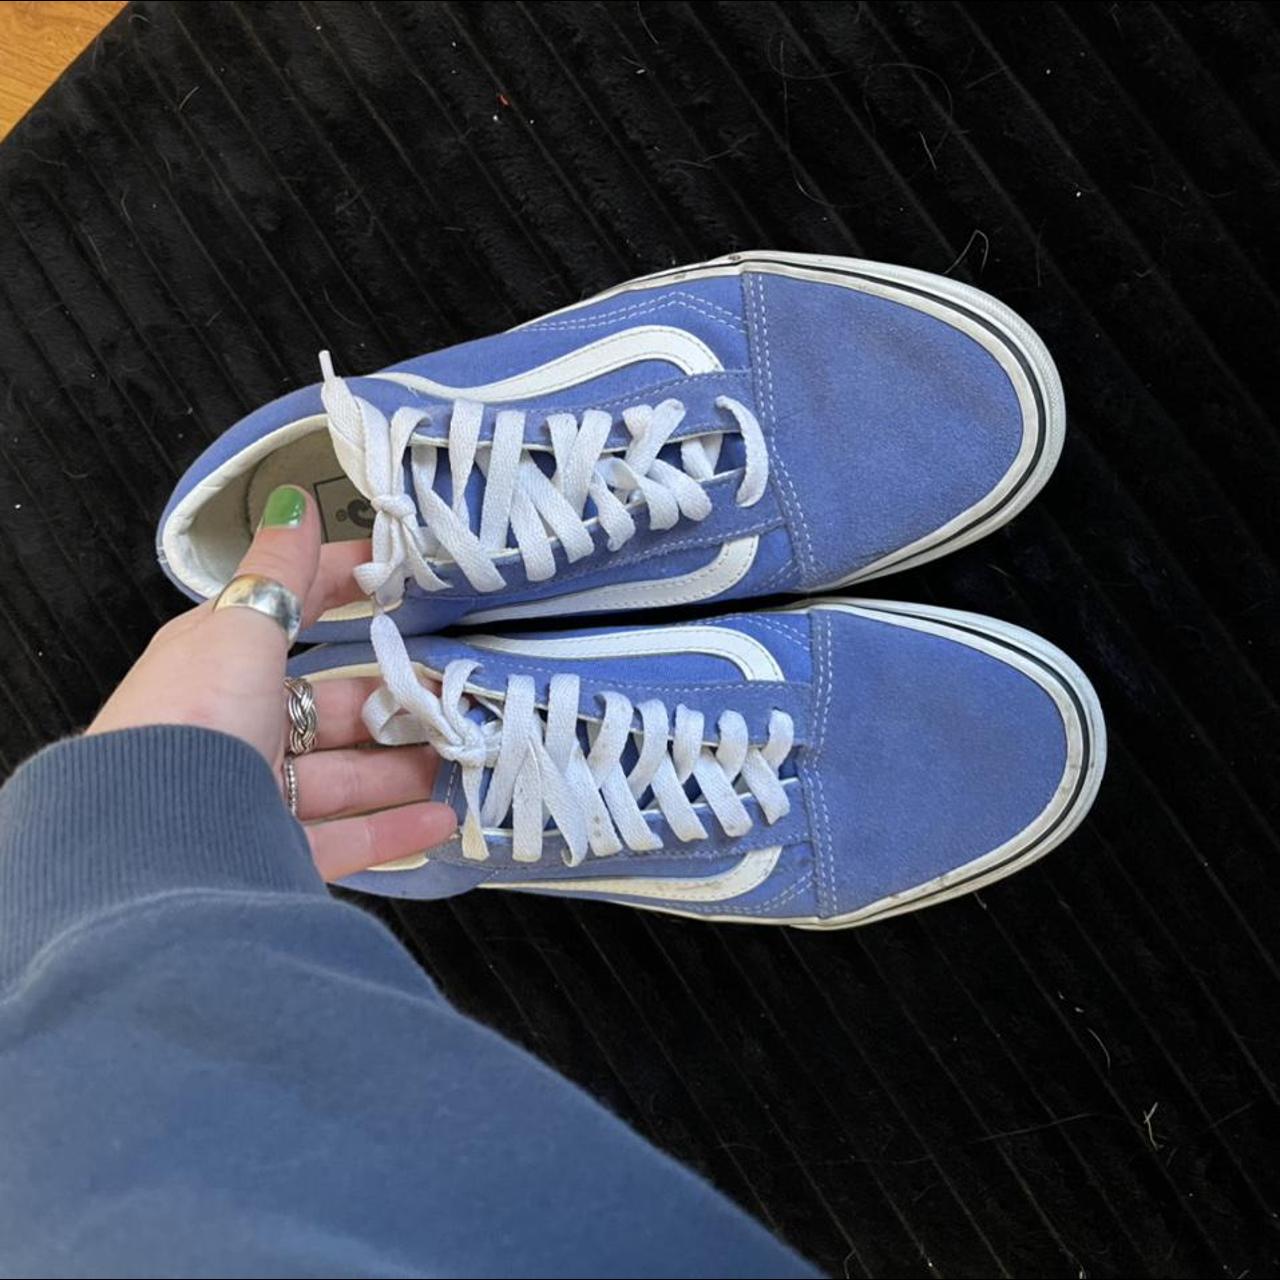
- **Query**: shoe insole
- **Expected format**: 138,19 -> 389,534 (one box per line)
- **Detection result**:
245,431 -> 370,543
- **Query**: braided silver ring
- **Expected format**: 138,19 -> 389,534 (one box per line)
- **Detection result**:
282,754 -> 300,817
284,676 -> 318,756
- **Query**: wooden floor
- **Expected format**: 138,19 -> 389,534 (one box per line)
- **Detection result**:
0,0 -> 125,140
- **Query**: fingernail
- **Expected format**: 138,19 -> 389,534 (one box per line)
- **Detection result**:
260,485 -> 307,530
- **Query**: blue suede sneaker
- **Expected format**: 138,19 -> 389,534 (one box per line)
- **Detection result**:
160,252 -> 1064,639
290,599 -> 1104,927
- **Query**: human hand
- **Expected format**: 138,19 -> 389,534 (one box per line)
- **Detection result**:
87,485 -> 457,880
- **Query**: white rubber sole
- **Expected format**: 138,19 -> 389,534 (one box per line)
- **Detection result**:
502,597 -> 1105,931
527,249 -> 1066,586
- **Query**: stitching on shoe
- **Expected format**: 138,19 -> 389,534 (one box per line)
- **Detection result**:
805,610 -> 837,917
531,291 -> 746,334
744,271 -> 814,580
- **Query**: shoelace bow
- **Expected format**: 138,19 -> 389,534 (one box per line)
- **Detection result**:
319,352 -> 769,608
364,614 -> 795,866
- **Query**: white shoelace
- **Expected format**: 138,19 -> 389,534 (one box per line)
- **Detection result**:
319,353 -> 769,608
363,614 -> 795,866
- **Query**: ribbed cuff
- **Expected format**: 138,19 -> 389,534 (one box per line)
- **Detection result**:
0,726 -> 324,984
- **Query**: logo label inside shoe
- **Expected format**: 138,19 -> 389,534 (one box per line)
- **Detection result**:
314,475 -> 374,543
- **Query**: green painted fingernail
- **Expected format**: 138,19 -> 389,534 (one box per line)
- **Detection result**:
260,485 -> 307,529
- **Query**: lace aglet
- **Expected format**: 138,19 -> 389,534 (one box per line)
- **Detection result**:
461,815 -> 490,862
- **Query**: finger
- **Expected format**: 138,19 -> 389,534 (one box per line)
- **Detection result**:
308,670 -> 442,750
309,675 -> 385,749
310,539 -> 374,621
307,801 -> 458,882
294,745 -> 440,821
210,485 -> 322,654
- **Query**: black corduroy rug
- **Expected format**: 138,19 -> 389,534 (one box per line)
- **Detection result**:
1,3 -> 1277,1275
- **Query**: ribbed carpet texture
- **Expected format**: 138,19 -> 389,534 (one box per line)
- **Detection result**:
1,3 -> 1277,1275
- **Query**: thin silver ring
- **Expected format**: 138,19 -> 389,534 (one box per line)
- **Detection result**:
213,573 -> 302,644
283,676 -> 318,756
282,754 -> 300,817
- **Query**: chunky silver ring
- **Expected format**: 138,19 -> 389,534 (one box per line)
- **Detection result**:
283,676 -> 318,756
213,573 -> 302,644
282,754 -> 300,817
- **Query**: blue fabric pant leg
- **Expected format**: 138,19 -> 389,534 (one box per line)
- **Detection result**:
0,728 -> 817,1279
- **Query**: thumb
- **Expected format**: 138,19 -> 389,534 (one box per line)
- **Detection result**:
218,484 -> 323,651
86,485 -> 324,760
188,484 -> 323,763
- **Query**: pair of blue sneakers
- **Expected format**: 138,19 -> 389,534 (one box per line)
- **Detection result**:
159,251 -> 1105,929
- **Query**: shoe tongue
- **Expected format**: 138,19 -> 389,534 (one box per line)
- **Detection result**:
408,436 -> 738,542
321,378 -> 473,530
432,692 -> 652,820
430,692 -> 778,840
330,379 -> 740,541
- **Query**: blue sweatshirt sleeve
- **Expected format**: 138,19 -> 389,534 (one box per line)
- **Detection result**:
0,727 -> 816,1279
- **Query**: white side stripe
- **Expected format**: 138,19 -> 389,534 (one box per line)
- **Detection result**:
466,617 -> 783,680
485,845 -> 783,904
372,325 -> 722,402
461,536 -> 759,625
